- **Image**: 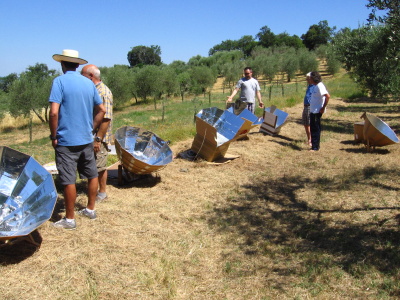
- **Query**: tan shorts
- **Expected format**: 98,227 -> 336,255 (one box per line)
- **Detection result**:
95,142 -> 109,172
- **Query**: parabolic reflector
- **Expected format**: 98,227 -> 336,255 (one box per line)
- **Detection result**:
363,113 -> 399,148
191,107 -> 245,161
114,126 -> 173,174
0,146 -> 57,240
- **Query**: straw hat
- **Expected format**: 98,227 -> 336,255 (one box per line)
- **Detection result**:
52,49 -> 88,65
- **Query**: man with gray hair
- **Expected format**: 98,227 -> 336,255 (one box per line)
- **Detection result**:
81,64 -> 113,203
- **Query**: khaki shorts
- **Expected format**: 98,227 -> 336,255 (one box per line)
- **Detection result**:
95,142 -> 109,172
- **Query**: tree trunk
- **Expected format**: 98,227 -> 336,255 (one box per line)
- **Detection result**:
29,114 -> 33,143
269,85 -> 272,101
32,108 -> 45,123
45,106 -> 49,122
162,98 -> 165,122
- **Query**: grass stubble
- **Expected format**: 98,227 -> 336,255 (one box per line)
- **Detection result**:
1,81 -> 400,299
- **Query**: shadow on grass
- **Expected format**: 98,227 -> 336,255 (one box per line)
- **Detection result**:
208,165 -> 400,282
0,230 -> 43,265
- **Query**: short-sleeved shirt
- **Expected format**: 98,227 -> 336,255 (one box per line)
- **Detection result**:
235,77 -> 261,104
304,84 -> 313,106
310,82 -> 328,113
95,81 -> 113,145
49,71 -> 102,146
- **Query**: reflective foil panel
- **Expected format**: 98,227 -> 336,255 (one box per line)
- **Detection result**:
114,126 -> 173,174
363,113 -> 399,148
226,107 -> 263,139
0,146 -> 57,240
191,107 -> 245,161
260,106 -> 289,135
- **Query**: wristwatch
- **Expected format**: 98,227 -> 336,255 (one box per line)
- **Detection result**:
49,135 -> 57,140
95,136 -> 102,142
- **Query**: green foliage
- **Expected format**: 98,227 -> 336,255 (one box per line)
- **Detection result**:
159,66 -> 179,97
327,73 -> 368,100
127,45 -> 162,68
297,48 -> 319,75
8,63 -> 56,122
176,71 -> 191,101
102,65 -> 134,108
133,65 -> 163,102
256,26 -> 276,48
0,91 -> 8,119
333,25 -> 400,100
189,66 -> 216,95
301,20 -> 336,50
274,32 -> 304,49
168,60 -> 188,74
0,73 -> 18,93
367,0 -> 400,38
208,36 -> 257,57
280,48 -> 298,82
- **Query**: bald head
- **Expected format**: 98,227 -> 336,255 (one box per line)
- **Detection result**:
81,64 -> 101,83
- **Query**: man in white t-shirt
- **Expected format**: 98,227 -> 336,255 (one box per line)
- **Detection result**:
226,67 -> 264,114
309,71 -> 330,151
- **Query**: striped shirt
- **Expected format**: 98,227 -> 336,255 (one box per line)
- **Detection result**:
95,81 -> 113,145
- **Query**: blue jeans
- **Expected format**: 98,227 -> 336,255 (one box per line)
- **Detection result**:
310,113 -> 322,150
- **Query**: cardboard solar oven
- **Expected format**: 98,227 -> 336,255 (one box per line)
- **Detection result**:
260,105 -> 289,135
354,121 -> 365,143
226,106 -> 263,139
191,107 -> 247,162
362,113 -> 399,152
0,146 -> 57,244
114,126 -> 173,175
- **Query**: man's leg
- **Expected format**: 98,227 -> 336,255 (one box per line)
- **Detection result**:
98,169 -> 107,194
87,177 -> 98,210
64,184 -> 77,219
304,125 -> 311,146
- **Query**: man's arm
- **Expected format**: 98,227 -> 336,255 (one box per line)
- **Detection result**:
93,118 -> 110,153
93,103 -> 106,132
49,102 -> 60,148
320,93 -> 330,114
256,90 -> 264,108
227,88 -> 239,103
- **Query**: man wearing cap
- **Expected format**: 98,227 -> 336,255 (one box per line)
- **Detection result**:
81,64 -> 113,203
49,49 -> 105,230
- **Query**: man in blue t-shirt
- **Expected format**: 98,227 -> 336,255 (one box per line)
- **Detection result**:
302,72 -> 313,146
49,49 -> 105,230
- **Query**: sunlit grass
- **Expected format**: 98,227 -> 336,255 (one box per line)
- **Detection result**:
1,73 -> 365,164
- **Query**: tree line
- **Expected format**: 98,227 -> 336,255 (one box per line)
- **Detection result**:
0,0 -> 398,139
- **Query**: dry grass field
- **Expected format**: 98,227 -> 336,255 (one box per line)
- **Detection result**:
1,94 -> 400,299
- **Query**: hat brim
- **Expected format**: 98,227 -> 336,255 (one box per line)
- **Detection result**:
53,54 -> 88,65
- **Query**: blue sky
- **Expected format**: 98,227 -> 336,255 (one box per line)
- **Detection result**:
0,0 -> 375,77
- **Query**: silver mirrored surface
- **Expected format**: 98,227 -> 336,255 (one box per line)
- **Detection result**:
365,114 -> 399,144
196,107 -> 245,143
226,107 -> 263,126
0,147 -> 57,239
264,106 -> 289,128
115,126 -> 173,166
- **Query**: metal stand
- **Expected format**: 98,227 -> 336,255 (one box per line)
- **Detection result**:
0,233 -> 40,248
